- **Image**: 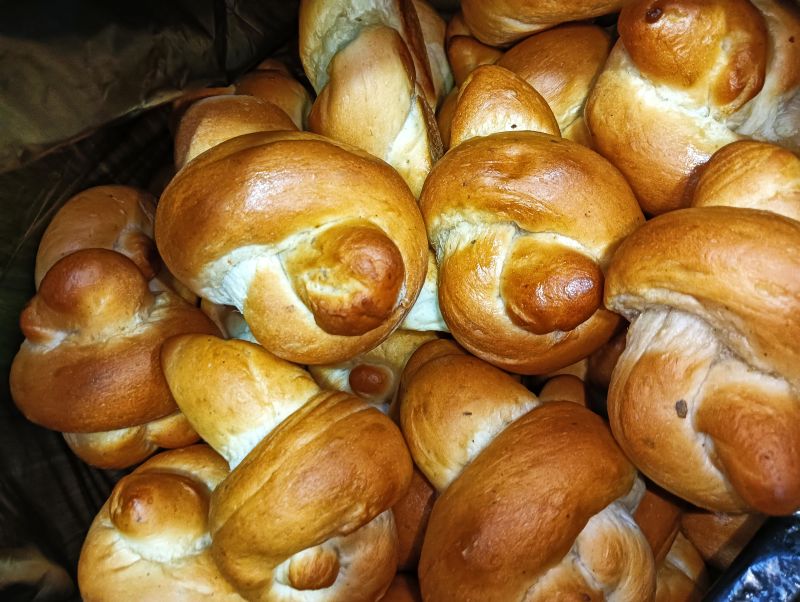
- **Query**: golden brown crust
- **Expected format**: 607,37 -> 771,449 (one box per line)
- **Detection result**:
174,95 -> 297,169
398,340 -> 538,491
618,0 -> 767,114
587,327 -> 627,390
654,533 -> 708,602
538,374 -> 587,406
209,391 -> 412,600
161,335 -> 320,468
447,35 -> 502,88
155,131 -> 428,365
379,574 -> 422,602
308,329 -> 438,409
606,207 -> 800,513
307,24 -> 442,196
420,131 -> 643,374
680,510 -> 765,571
691,140 -> 800,220
586,0 -> 800,214
634,488 -> 683,565
393,467 -> 437,570
437,87 -> 459,150
412,0 -> 454,104
63,411 -> 199,469
497,24 -> 612,144
449,65 -> 560,147
10,250 -> 219,434
78,445 -> 244,602
35,185 -> 158,287
460,0 -> 628,46
235,65 -> 312,129
418,402 -> 647,601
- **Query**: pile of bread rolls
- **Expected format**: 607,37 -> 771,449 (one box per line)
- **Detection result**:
9,0 -> 800,599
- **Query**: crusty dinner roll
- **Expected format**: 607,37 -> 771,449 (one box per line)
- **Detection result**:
605,207 -> 800,514
587,0 -> 800,215
460,0 -> 628,46
691,140 -> 800,220
445,12 -> 502,88
78,445 -> 243,601
34,185 -> 158,287
399,342 -> 655,600
174,95 -> 297,169
156,131 -> 428,365
235,61 -> 312,129
420,131 -> 644,374
162,334 -> 413,602
448,65 -> 560,148
308,329 -> 438,412
412,0 -> 454,106
497,24 -> 613,146
10,250 -> 218,468
680,510 -> 766,572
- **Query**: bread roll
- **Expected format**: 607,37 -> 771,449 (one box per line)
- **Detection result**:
400,250 -> 448,332
397,342 -> 655,600
10,250 -> 218,467
460,0 -> 628,46
497,24 -> 612,146
445,12 -> 502,87
300,0 -> 442,196
163,335 -> 414,601
309,329 -> 438,411
606,207 -> 800,514
413,0 -> 454,105
78,445 -> 243,601
156,131 -> 428,365
392,467 -> 436,571
586,0 -> 800,214
420,131 -> 644,374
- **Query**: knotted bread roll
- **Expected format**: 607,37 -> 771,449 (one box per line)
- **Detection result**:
162,335 -> 413,601
398,341 -> 655,600
78,445 -> 243,601
10,249 -> 218,468
421,131 -> 644,374
460,0 -> 629,46
605,207 -> 800,514
496,23 -> 613,146
155,131 -> 428,365
300,0 -> 442,196
309,329 -> 438,411
586,0 -> 800,215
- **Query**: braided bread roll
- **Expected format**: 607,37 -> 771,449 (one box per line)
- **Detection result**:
420,131 -> 644,374
460,0 -> 628,46
691,140 -> 800,220
162,335 -> 413,601
586,0 -> 800,215
10,250 -> 218,468
78,445 -> 243,601
496,24 -> 613,147
605,207 -> 800,514
398,341 -> 655,600
155,131 -> 428,365
300,0 -> 442,196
